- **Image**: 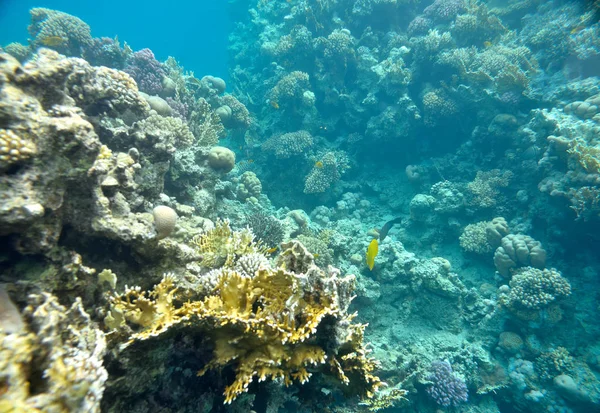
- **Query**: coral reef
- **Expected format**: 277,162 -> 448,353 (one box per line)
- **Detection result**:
1,2 -> 600,412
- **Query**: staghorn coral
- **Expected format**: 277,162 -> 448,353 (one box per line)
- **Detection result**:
493,234 -> 546,277
1,293 -> 107,412
108,238 -> 383,404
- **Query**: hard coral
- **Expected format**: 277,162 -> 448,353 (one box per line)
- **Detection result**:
108,235 -> 383,404
192,219 -> 264,268
493,234 -> 546,277
426,360 -> 468,407
124,48 -> 166,95
0,129 -> 37,171
28,8 -> 92,57
262,130 -> 314,159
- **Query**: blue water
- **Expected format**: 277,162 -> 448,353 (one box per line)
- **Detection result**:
0,0 -> 230,78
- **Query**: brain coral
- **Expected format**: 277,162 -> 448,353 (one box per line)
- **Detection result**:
207,146 -> 236,172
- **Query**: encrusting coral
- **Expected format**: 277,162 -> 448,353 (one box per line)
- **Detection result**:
107,234 -> 384,404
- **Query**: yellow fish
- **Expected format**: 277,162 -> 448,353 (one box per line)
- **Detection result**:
365,239 -> 378,271
270,100 -> 280,109
40,36 -> 65,47
267,247 -> 278,254
315,160 -> 323,168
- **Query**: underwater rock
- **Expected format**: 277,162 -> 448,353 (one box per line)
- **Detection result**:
553,374 -> 593,404
141,93 -> 174,117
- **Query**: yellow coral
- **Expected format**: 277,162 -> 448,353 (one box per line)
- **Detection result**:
110,265 -> 382,404
192,219 -> 265,268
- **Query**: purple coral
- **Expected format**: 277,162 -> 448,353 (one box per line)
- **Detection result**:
166,97 -> 189,120
124,48 -> 166,95
424,0 -> 465,21
426,360 -> 468,407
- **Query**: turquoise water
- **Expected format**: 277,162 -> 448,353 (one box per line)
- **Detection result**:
0,1 -> 599,412
0,0 -> 230,78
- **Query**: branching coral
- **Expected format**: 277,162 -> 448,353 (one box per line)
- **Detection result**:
459,217 -> 509,254
501,267 -> 571,311
304,151 -> 350,194
262,130 -> 314,159
467,169 -> 513,209
28,8 -> 92,57
192,219 -> 265,268
245,210 -> 285,247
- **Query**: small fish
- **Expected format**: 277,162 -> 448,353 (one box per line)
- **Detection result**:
571,25 -> 585,34
365,239 -> 378,271
270,100 -> 280,109
267,247 -> 278,254
315,160 -> 323,168
186,77 -> 202,86
313,253 -> 320,259
483,41 -> 493,48
40,36 -> 65,47
378,217 -> 404,242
